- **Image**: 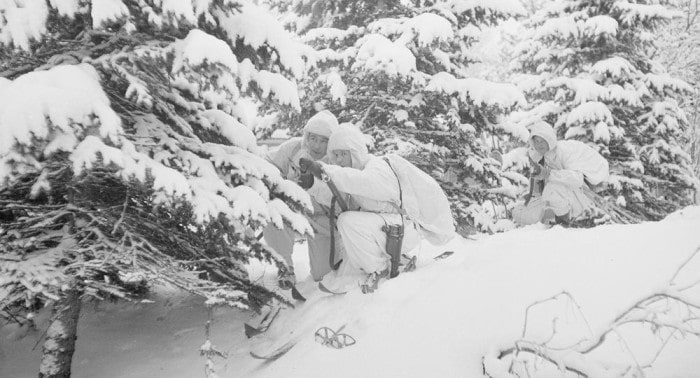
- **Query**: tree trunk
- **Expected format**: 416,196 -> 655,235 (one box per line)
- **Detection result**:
38,287 -> 81,378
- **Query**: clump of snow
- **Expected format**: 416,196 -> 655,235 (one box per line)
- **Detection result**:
565,101 -> 613,126
536,16 -> 580,40
352,34 -> 416,77
426,72 -> 526,108
366,17 -> 405,37
200,110 -> 257,152
29,169 -> 51,199
547,77 -> 608,104
71,136 -> 126,176
0,245 -> 67,302
590,56 -> 638,79
318,71 -> 348,106
593,121 -> 611,143
613,1 -> 676,26
91,0 -> 130,29
303,26 -> 363,43
171,29 -> 238,73
204,288 -> 247,309
255,71 -> 302,111
446,0 -> 526,16
218,2 -> 308,79
644,73 -> 693,94
48,0 -> 80,18
606,83 -> 643,106
266,198 -> 314,236
0,63 -> 121,161
159,0 -> 198,24
169,30 -> 301,111
401,13 -> 454,47
583,15 -> 618,37
0,0 -> 49,50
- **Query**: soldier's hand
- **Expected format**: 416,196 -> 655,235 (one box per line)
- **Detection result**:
298,172 -> 314,189
298,157 -> 324,178
533,164 -> 550,181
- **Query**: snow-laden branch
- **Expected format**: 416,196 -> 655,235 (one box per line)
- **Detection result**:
484,246 -> 700,377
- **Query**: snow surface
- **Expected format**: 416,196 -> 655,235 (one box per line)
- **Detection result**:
2,207 -> 700,377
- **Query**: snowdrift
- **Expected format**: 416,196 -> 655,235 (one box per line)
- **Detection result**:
2,207 -> 700,377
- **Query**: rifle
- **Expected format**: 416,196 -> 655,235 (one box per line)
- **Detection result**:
525,156 -> 545,206
299,158 -> 348,270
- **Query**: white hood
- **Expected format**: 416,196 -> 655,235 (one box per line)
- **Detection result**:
327,124 -> 371,169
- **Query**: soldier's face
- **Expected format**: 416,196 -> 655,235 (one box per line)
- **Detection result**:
331,149 -> 352,167
307,132 -> 329,159
530,135 -> 550,155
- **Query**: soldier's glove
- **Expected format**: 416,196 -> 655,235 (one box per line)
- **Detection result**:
299,157 -> 324,178
533,164 -> 550,181
298,172 -> 315,189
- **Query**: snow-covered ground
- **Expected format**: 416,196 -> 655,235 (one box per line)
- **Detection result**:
2,207 -> 700,377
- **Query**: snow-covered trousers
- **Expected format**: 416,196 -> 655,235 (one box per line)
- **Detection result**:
336,211 -> 421,274
512,181 -> 595,225
263,213 -> 344,281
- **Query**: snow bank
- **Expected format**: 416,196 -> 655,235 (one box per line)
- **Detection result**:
4,208 -> 700,377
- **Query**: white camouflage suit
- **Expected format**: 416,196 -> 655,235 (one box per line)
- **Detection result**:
308,126 -> 455,286
512,122 -> 610,225
264,111 -> 344,281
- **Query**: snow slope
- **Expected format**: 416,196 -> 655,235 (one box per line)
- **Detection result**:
2,207 -> 700,377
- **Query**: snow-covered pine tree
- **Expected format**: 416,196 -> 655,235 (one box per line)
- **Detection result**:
0,1 -> 313,376
512,0 -> 699,221
269,0 -> 527,234
656,0 -> 700,179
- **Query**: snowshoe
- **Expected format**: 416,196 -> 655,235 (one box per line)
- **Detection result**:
360,270 -> 388,294
314,325 -> 356,349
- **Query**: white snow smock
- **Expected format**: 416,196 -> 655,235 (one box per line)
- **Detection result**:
513,122 -> 610,225
382,154 -> 456,245
310,126 -> 455,278
263,111 -> 342,281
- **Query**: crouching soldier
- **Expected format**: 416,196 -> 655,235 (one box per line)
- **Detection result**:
299,125 -> 455,293
264,110 -> 343,287
513,122 -> 610,226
